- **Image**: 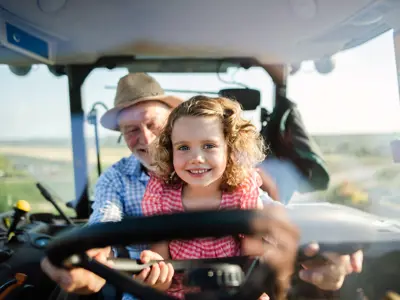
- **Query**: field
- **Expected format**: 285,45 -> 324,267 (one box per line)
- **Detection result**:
0,133 -> 399,218
0,145 -> 130,214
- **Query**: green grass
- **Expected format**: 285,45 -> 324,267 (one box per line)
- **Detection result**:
0,154 -> 75,215
0,179 -> 76,215
0,152 -> 115,215
0,177 -> 53,213
0,154 -> 27,178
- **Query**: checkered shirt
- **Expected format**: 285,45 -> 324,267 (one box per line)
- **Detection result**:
88,155 -> 149,300
142,174 -> 261,299
88,157 -> 279,300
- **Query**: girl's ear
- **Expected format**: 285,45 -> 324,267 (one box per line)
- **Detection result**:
230,151 -> 237,162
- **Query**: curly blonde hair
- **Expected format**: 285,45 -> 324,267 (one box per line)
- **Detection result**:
150,95 -> 267,191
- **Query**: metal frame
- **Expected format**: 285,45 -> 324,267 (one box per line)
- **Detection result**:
58,56 -> 272,219
62,56 -> 138,219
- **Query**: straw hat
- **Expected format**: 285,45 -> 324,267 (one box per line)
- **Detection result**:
100,73 -> 183,131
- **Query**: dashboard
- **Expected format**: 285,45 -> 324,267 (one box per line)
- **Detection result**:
0,206 -> 399,300
0,212 -> 85,300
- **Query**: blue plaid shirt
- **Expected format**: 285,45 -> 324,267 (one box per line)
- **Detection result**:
88,155 -> 150,259
88,155 -> 150,300
88,154 -> 279,300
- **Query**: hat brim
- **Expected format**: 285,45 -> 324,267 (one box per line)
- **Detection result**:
100,94 -> 184,131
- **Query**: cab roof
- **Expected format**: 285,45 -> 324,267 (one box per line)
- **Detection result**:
0,0 -> 399,66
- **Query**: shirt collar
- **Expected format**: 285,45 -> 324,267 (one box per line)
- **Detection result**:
129,155 -> 150,182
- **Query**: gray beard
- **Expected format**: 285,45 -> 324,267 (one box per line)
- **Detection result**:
136,157 -> 156,172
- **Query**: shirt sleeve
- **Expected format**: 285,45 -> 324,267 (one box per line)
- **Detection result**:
239,170 -> 263,210
259,189 -> 284,207
142,175 -> 165,217
88,168 -> 124,225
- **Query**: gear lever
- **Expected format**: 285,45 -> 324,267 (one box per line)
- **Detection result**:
6,200 -> 30,241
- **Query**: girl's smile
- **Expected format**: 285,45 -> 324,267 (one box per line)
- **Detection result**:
186,168 -> 212,177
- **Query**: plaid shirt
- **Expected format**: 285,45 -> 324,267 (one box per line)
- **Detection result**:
88,154 -> 280,300
88,155 -> 150,300
142,174 -> 262,299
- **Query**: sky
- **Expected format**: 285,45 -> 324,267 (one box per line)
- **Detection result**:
1,30 -> 400,141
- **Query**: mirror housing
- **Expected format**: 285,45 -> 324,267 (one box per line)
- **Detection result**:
314,57 -> 336,74
8,65 -> 32,76
218,88 -> 261,111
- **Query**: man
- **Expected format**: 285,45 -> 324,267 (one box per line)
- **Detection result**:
41,72 -> 362,299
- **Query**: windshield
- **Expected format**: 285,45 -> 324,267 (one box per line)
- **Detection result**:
0,67 -> 75,214
0,30 -> 399,221
286,30 -> 400,219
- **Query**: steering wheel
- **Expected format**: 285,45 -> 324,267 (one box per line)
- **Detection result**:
45,209 -> 361,300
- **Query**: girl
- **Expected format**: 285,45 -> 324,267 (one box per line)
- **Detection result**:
141,95 -> 268,298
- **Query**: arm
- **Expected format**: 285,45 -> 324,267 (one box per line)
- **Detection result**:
89,169 -> 124,224
89,169 -> 125,258
150,242 -> 171,260
41,170 -> 123,295
241,175 -> 284,256
255,189 -> 364,292
140,176 -> 169,260
256,167 -> 280,201
241,186 -> 266,256
136,176 -> 175,291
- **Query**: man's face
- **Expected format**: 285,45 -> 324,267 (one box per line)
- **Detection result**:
118,101 -> 171,169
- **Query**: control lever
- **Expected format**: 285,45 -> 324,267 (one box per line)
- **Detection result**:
6,200 -> 30,241
36,183 -> 74,225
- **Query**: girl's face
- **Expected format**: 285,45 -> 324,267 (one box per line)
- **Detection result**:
171,116 -> 228,190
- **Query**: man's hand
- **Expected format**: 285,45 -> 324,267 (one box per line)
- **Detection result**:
40,247 -> 113,295
134,250 -> 174,291
249,205 -> 300,299
299,243 -> 363,290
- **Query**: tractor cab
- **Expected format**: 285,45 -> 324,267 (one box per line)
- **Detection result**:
0,1 -> 400,299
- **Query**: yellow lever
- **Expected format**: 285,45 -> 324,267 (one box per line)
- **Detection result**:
14,200 -> 31,213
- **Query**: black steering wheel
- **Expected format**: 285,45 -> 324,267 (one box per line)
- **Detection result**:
45,209 -> 361,300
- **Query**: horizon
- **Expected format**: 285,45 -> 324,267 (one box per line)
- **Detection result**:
1,131 -> 400,143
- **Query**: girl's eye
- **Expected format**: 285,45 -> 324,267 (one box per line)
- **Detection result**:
204,144 -> 216,149
178,145 -> 189,151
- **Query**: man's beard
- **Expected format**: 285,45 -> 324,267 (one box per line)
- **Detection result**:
135,153 -> 156,172
142,161 -> 156,172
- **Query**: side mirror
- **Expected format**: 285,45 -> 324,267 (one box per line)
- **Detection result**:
218,88 -> 261,111
8,65 -> 32,76
48,65 -> 66,77
314,57 -> 336,74
290,63 -> 302,75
